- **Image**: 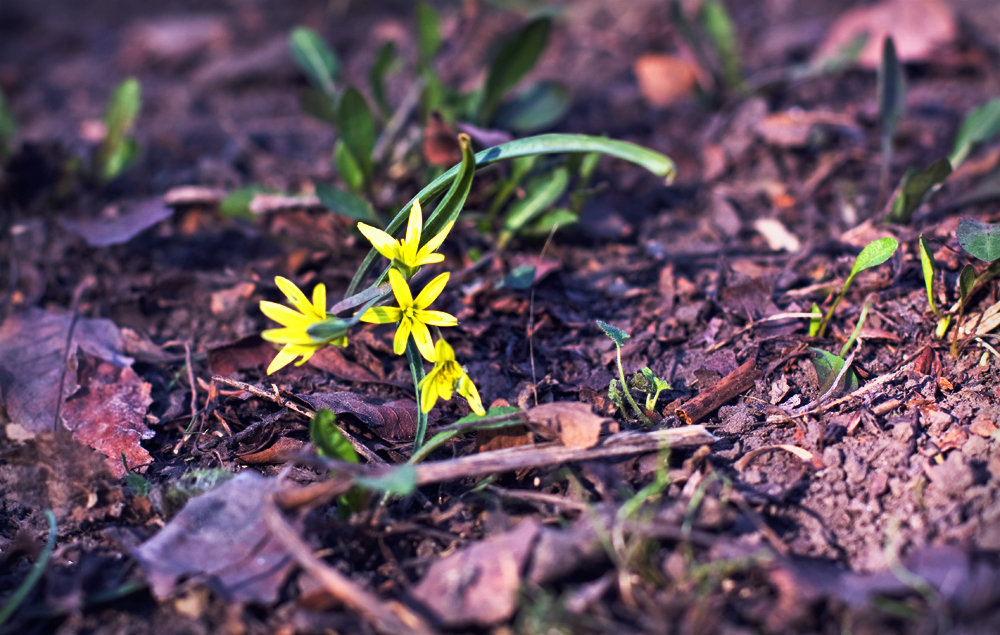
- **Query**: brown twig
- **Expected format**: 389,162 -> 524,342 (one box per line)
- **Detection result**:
262,495 -> 434,634
211,375 -> 386,465
674,355 -> 760,425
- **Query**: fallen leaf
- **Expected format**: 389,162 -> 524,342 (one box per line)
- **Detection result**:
299,392 -> 417,441
423,111 -> 462,166
523,401 -> 610,449
61,353 -> 154,478
134,471 -> 296,603
634,54 -> 699,107
306,346 -> 382,384
0,307 -> 132,437
210,281 -> 256,317
208,335 -> 276,376
813,0 -> 956,69
753,217 -> 801,252
60,199 -> 174,247
755,110 -> 858,148
410,518 -> 541,627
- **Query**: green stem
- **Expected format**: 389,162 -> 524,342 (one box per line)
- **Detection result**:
405,338 -> 428,453
0,510 -> 56,626
616,345 -> 652,426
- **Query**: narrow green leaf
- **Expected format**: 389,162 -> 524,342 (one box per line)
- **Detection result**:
877,37 -> 905,144
289,27 -> 340,97
369,41 -> 398,118
99,78 -> 141,180
494,80 -> 572,133
495,264 -> 536,290
918,235 -> 940,317
416,2 -> 441,66
503,166 -> 570,233
949,97 -> 1000,169
338,87 -> 375,183
451,405 -> 522,426
310,409 -> 358,463
316,182 -> 377,223
808,302 -> 822,337
424,132 -> 477,242
956,217 -> 1000,262
347,133 -> 676,294
700,0 -> 743,91
335,140 -> 365,192
597,320 -> 629,347
355,464 -> 416,495
478,17 -> 552,124
849,236 -> 899,278
958,264 -> 976,304
524,207 -> 578,237
888,158 -> 951,224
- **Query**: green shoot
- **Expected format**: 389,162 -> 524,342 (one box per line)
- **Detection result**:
97,77 -> 141,182
0,510 -> 56,627
597,320 -> 653,426
0,88 -> 15,157
310,409 -> 359,463
888,158 -> 950,224
918,235 -> 943,320
949,97 -> 1000,170
949,218 -> 1000,356
877,37 -> 905,205
632,367 -> 672,411
815,236 -> 898,338
289,27 -> 340,99
700,0 -> 744,93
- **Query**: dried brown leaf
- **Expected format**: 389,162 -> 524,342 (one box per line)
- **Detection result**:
60,199 -> 174,247
134,471 -> 295,603
410,518 -> 541,627
634,54 -> 699,107
61,353 -> 154,478
523,401 -> 611,449
299,391 -> 417,441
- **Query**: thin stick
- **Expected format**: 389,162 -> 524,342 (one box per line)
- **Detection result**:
262,496 -> 434,635
211,375 -> 386,465
674,355 -> 759,424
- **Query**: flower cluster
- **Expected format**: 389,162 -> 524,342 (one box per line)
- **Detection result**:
259,199 -> 484,416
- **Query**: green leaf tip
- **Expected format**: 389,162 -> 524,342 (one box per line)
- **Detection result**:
597,320 -> 629,347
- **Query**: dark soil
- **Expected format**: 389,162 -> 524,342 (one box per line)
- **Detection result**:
2,0 -> 1000,633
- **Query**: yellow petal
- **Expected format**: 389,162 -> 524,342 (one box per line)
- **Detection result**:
414,272 -> 450,309
311,283 -> 327,317
413,252 -> 446,267
357,222 -> 399,260
457,373 -> 485,415
261,327 -> 314,345
410,322 -> 435,361
388,268 -> 414,306
359,306 -> 402,324
267,346 -> 300,375
433,338 -> 455,362
274,277 -> 312,315
418,221 -> 453,258
420,370 -> 440,413
417,309 -> 458,327
260,301 -> 313,329
393,318 -> 411,355
403,200 -> 422,265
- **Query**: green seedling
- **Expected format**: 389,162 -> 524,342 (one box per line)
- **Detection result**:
669,0 -> 745,98
597,320 -> 654,426
917,219 -> 1000,355
888,158 -> 951,224
813,236 -> 898,338
877,37 -> 905,205
0,88 -> 15,158
96,77 -> 141,182
631,366 -> 672,411
289,27 -> 340,100
811,297 -> 869,395
161,468 -> 235,518
949,97 -> 1000,170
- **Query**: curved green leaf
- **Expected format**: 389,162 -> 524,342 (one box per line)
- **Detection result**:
810,348 -> 858,394
316,183 -> 377,223
889,158 -> 951,224
310,409 -> 358,462
958,264 -> 976,305
957,217 -> 1000,262
355,464 -> 416,495
416,2 -> 441,66
346,133 -> 676,294
289,27 -> 340,97
494,80 -> 572,133
503,166 -> 569,234
597,320 -> 629,347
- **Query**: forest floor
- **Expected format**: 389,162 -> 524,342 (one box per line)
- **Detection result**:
2,0 -> 1000,633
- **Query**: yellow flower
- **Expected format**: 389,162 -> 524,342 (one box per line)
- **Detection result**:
259,276 -> 347,374
419,338 -> 485,415
359,268 -> 456,360
356,199 -> 454,278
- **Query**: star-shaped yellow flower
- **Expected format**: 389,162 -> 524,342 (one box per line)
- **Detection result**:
259,276 -> 347,374
359,268 -> 457,360
356,199 -> 453,278
419,338 -> 485,415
